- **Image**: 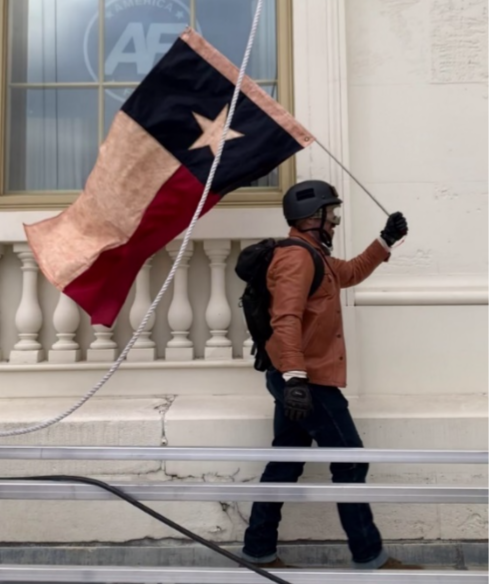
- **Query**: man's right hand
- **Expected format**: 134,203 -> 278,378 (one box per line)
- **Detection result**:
284,378 -> 313,421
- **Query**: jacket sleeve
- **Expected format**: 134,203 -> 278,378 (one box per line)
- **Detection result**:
267,247 -> 314,373
329,239 -> 390,289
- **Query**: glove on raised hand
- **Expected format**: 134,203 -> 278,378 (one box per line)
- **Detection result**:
381,212 -> 408,247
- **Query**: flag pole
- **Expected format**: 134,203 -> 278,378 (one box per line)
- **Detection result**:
315,138 -> 390,217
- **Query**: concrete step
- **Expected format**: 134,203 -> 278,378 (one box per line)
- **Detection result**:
0,542 -> 487,570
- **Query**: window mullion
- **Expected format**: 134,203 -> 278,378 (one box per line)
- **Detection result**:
1,0 -> 9,193
98,0 -> 105,144
1,0 -> 292,204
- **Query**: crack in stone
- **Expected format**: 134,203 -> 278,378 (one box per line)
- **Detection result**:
154,396 -> 176,448
161,466 -> 243,483
223,502 -> 251,527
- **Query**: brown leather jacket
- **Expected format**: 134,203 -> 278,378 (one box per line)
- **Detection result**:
265,228 -> 390,387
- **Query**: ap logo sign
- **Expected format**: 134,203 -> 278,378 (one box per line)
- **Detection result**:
84,0 -> 197,103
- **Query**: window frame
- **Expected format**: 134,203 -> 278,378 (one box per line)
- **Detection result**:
0,0 -> 295,211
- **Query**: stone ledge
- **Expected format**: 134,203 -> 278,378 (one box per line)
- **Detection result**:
0,397 -> 170,476
0,359 -> 254,372
0,360 -> 263,398
0,541 -> 486,569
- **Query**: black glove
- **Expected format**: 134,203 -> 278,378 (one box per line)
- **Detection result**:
381,212 -> 408,247
284,378 -> 313,421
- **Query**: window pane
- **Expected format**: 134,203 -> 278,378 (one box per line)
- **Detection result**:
9,0 -> 99,83
195,0 -> 277,80
103,0 -> 191,83
8,89 -> 99,191
248,84 -> 279,188
250,166 -> 279,188
5,0 -> 282,195
104,87 -> 135,136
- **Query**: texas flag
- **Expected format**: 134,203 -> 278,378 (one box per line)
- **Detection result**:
25,28 -> 314,327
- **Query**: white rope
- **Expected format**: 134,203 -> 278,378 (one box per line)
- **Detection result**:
0,0 -> 264,438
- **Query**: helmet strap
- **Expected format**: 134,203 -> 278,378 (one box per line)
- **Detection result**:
298,208 -> 333,254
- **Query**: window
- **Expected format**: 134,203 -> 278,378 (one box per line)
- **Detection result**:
0,0 -> 294,209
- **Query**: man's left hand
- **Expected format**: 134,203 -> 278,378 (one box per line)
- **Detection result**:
381,212 -> 408,247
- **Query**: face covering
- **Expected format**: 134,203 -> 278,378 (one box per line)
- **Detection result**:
300,205 -> 342,254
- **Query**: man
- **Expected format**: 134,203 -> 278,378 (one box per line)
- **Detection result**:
242,180 -> 422,570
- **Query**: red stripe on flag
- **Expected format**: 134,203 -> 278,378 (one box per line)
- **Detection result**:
64,165 -> 220,327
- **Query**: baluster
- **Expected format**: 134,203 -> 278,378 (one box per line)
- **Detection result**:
0,245 -> 3,361
204,240 -> 232,360
127,257 -> 156,362
87,324 -> 118,362
240,239 -> 259,359
10,244 -> 44,364
166,240 -> 194,361
49,293 -> 81,363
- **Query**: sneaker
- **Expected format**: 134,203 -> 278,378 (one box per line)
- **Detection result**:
380,557 -> 424,570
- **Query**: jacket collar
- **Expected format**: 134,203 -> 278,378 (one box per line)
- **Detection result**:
288,227 -> 323,251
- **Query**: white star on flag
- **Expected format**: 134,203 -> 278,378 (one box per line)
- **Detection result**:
189,105 -> 244,156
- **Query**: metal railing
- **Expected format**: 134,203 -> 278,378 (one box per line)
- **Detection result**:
0,446 -> 487,583
0,446 -> 487,464
0,481 -> 486,504
0,565 -> 487,583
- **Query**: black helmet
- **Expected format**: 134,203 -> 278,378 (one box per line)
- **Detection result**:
283,180 -> 342,225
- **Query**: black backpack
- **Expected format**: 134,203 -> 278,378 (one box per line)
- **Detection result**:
235,238 -> 324,372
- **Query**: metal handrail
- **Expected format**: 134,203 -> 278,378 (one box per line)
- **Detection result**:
0,449 -> 486,582
0,566 -> 486,583
0,481 -> 486,504
0,446 -> 487,464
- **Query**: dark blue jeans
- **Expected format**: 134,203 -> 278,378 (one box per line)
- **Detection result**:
242,369 -> 386,569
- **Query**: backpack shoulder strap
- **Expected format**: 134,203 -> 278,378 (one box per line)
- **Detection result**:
276,238 -> 325,297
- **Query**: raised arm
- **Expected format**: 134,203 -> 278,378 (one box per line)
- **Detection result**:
330,212 -> 408,288
329,239 -> 390,288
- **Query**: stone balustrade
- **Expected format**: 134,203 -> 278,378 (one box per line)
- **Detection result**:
0,239 -> 255,366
